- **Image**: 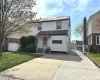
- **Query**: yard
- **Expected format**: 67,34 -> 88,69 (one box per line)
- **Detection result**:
87,53 -> 100,66
0,52 -> 42,72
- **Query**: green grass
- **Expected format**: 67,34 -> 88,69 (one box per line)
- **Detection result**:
0,52 -> 42,72
88,53 -> 100,65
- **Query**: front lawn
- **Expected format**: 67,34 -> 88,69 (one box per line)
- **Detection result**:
0,52 -> 42,72
87,53 -> 100,65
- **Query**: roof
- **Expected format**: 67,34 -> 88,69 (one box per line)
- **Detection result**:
37,30 -> 68,35
31,16 -> 70,23
87,10 -> 100,26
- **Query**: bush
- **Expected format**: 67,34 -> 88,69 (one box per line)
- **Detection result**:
27,36 -> 36,45
89,45 -> 96,53
23,44 -> 36,53
19,36 -> 27,49
19,36 -> 37,53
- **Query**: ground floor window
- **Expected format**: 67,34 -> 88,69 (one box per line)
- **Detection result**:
52,40 -> 62,44
96,35 -> 100,45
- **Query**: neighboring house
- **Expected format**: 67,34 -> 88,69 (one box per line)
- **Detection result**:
70,40 -> 76,50
86,10 -> 100,51
76,41 -> 83,52
3,24 -> 34,51
71,40 -> 83,51
32,16 -> 71,53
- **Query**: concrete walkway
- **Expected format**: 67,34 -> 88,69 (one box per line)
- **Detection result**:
53,50 -> 100,80
0,50 -> 100,80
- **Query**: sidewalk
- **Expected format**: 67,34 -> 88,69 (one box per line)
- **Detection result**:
53,50 -> 100,80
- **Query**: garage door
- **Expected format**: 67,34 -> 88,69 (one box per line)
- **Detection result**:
8,43 -> 19,51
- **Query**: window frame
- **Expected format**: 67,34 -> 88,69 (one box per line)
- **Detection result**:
56,21 -> 62,29
38,23 -> 42,30
96,35 -> 100,45
52,40 -> 62,44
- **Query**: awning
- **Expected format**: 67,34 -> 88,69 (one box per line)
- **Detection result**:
36,34 -> 51,38
37,30 -> 68,35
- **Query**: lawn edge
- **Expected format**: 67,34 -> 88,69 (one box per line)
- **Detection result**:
0,53 -> 43,72
85,54 -> 100,68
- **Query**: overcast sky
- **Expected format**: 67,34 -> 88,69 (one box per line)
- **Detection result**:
33,0 -> 100,40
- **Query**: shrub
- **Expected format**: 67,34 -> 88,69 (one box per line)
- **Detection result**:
19,36 -> 27,49
19,36 -> 37,52
89,45 -> 96,53
27,36 -> 36,45
23,44 -> 36,53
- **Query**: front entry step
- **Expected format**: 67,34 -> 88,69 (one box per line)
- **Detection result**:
36,48 -> 43,53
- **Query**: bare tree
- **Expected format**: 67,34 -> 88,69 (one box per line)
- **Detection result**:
74,24 -> 83,40
0,0 -> 37,55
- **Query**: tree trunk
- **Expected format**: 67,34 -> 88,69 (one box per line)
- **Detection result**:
0,43 -> 2,56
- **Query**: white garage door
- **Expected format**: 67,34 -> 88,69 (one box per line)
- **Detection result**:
8,43 -> 19,51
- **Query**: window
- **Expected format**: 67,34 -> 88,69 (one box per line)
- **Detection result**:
96,35 -> 100,45
52,40 -> 62,44
56,21 -> 62,29
38,23 -> 42,30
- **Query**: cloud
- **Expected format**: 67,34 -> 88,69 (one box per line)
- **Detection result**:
33,0 -> 65,18
33,0 -> 90,18
75,0 -> 90,11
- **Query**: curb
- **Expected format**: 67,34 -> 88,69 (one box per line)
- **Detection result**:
85,54 -> 100,68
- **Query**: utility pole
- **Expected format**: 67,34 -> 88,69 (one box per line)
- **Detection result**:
83,17 -> 87,54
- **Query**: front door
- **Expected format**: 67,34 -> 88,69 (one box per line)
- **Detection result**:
43,37 -> 47,48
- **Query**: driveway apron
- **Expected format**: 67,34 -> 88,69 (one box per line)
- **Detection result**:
53,50 -> 100,80
1,51 -> 100,80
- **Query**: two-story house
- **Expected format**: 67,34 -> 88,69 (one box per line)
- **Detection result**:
32,16 -> 71,53
86,10 -> 100,52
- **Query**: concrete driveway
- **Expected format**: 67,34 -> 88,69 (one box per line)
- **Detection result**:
0,50 -> 100,80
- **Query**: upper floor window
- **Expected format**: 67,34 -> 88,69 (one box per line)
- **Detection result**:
56,21 -> 62,29
38,23 -> 42,30
96,35 -> 100,45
